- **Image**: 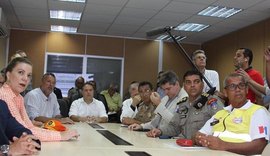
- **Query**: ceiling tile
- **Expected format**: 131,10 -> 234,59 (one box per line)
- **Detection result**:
79,22 -> 111,30
249,1 -> 270,12
48,0 -> 85,11
81,14 -> 115,24
14,7 -> 48,18
126,0 -> 170,10
11,0 -> 47,9
213,0 -> 265,9
87,0 -> 128,7
163,1 -> 208,14
153,11 -> 191,22
230,10 -> 270,22
113,17 -> 149,26
84,4 -> 122,16
144,19 -> 179,27
17,16 -> 49,25
108,24 -> 140,33
118,7 -> 157,19
172,0 -> 217,4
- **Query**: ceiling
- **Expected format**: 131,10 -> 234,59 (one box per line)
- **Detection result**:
0,0 -> 270,44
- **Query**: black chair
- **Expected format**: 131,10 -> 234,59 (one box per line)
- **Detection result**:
57,99 -> 69,117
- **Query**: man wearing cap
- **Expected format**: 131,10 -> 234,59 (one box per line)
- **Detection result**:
195,73 -> 270,155
69,82 -> 108,123
24,73 -> 74,124
146,70 -> 224,138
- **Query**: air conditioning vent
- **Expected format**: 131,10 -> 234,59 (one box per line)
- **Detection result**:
0,7 -> 9,38
0,26 -> 7,38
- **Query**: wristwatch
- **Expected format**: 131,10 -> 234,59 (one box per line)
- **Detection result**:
0,144 -> 9,156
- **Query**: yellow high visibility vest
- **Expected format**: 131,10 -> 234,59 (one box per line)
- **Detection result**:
212,104 -> 262,143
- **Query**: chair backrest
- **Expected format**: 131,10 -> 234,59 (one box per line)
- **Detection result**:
57,99 -> 69,117
262,143 -> 270,156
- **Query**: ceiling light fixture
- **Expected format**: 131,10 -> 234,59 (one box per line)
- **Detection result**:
174,23 -> 209,32
198,6 -> 242,18
50,10 -> 82,20
58,0 -> 86,3
51,25 -> 77,33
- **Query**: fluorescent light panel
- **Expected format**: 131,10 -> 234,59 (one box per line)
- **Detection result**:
156,35 -> 186,42
50,10 -> 82,20
51,25 -> 77,33
174,23 -> 209,32
58,0 -> 85,3
198,6 -> 242,18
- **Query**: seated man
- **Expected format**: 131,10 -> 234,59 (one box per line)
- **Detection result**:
128,71 -> 187,131
121,81 -> 157,125
147,70 -> 224,138
69,82 -> 108,123
195,73 -> 270,155
0,99 -> 40,155
68,76 -> 85,103
101,83 -> 122,113
24,73 -> 74,124
120,81 -> 139,122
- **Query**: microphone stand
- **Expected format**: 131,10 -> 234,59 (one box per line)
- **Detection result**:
165,30 -> 216,95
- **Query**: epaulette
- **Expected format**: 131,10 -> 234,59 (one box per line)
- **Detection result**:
177,97 -> 188,105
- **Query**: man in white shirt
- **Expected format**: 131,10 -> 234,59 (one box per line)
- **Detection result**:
192,50 -> 220,93
120,81 -> 139,122
24,73 -> 73,124
69,82 -> 108,123
195,73 -> 270,155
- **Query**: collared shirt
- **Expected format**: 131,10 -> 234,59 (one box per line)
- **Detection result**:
0,84 -> 61,141
69,98 -> 108,118
203,69 -> 220,93
200,100 -> 270,141
120,98 -> 136,122
101,90 -> 122,112
24,88 -> 61,120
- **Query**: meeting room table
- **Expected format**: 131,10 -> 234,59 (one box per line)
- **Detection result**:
39,122 -> 241,156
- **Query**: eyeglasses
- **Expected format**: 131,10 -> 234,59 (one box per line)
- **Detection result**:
225,82 -> 247,91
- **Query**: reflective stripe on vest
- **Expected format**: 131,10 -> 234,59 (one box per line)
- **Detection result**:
212,104 -> 262,143
213,131 -> 251,142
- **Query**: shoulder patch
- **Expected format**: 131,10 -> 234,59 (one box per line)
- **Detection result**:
177,97 -> 188,105
208,98 -> 218,110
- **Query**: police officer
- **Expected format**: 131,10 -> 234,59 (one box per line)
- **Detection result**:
146,70 -> 224,138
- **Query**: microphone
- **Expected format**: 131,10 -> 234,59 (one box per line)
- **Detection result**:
146,26 -> 175,37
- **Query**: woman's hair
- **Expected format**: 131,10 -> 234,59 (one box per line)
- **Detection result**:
5,57 -> 32,78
